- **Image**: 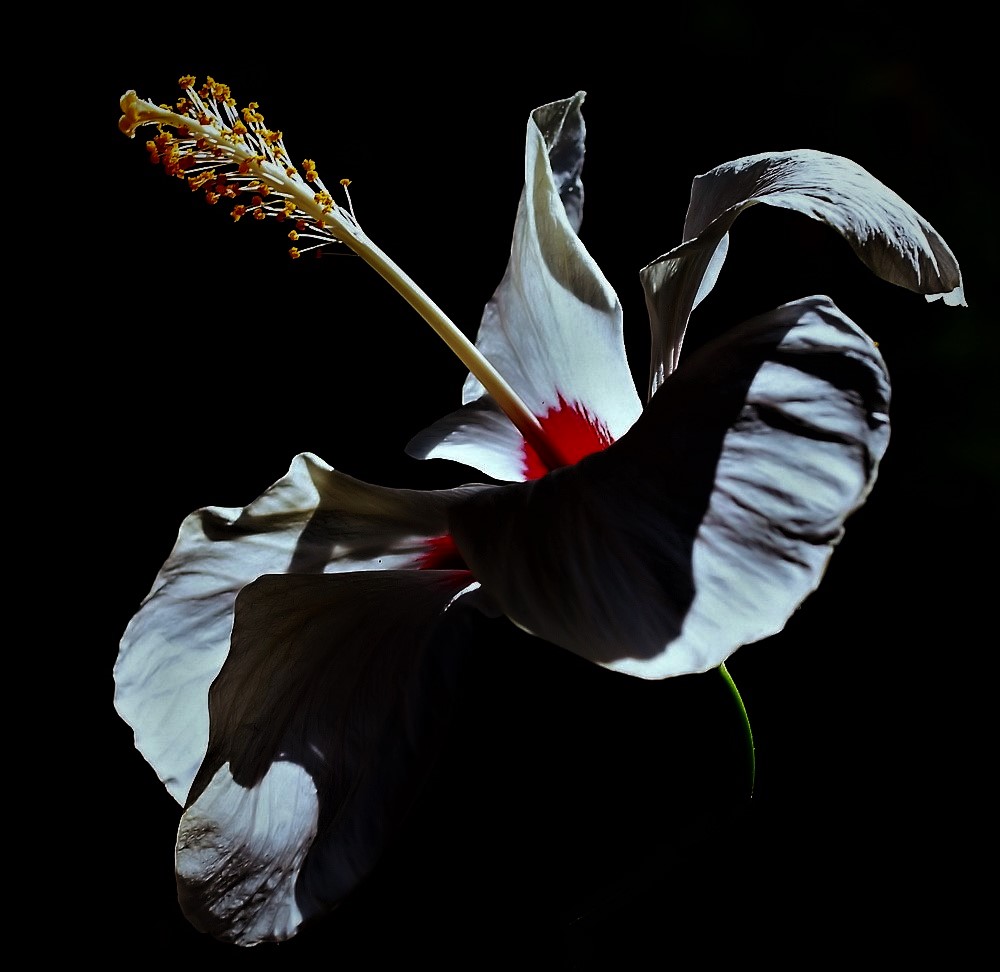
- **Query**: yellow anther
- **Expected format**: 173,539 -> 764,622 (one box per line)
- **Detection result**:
211,80 -> 232,104
121,80 -> 364,266
119,75 -> 546,456
188,169 -> 217,191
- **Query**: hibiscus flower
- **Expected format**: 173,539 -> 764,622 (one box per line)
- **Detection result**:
115,80 -> 964,945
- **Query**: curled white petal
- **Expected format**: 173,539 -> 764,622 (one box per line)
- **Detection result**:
643,148 -> 966,395
409,92 -> 641,479
450,296 -> 890,677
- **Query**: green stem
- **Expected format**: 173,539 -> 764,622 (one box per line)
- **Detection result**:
719,662 -> 755,797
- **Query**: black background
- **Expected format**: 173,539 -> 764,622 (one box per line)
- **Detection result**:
62,9 -> 993,967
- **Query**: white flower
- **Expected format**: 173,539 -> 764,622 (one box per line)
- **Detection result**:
115,82 -> 964,944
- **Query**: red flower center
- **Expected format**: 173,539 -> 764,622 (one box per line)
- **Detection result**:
419,394 -> 615,571
417,534 -> 467,570
522,393 -> 614,479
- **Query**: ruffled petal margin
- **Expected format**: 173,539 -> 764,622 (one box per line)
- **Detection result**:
176,570 -> 478,944
450,295 -> 890,678
642,149 -> 966,396
114,452 -> 484,803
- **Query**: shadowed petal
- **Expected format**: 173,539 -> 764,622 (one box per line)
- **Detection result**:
643,149 -> 966,395
115,452 -> 484,803
176,570 -> 477,944
450,296 -> 890,678
409,92 -> 641,480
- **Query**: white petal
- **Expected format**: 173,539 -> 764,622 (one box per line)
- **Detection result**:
176,570 -> 476,944
406,397 -> 527,482
115,452 -> 483,803
409,93 -> 641,479
450,296 -> 890,678
643,149 -> 966,395
176,760 -> 317,943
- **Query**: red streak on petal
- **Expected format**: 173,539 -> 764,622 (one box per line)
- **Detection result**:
523,394 -> 614,479
418,533 -> 468,571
